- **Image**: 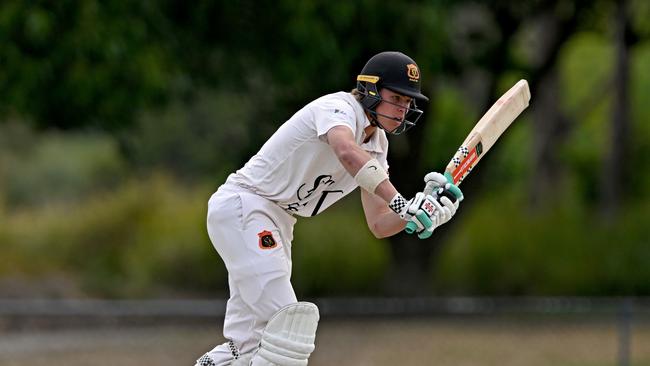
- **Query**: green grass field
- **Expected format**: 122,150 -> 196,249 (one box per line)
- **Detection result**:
1,317 -> 649,366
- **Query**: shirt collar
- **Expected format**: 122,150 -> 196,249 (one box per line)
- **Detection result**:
361,127 -> 385,154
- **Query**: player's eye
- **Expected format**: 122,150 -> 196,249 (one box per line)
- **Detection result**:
391,96 -> 405,104
392,96 -> 410,107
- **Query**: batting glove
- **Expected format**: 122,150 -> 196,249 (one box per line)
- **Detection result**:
400,172 -> 464,239
424,172 -> 464,202
408,190 -> 460,239
389,192 -> 440,238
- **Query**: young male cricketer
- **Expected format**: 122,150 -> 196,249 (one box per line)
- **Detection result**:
196,51 -> 463,366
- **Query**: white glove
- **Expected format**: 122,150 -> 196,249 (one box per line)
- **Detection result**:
423,172 -> 448,189
390,192 -> 446,239
430,192 -> 459,223
411,192 -> 459,239
425,171 -> 460,225
388,192 -> 433,220
424,171 -> 464,202
398,171 -> 464,239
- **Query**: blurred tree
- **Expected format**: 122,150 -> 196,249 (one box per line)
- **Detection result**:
508,0 -> 591,210
0,1 -> 181,130
122,89 -> 257,183
1,0 -> 649,297
600,0 -> 636,217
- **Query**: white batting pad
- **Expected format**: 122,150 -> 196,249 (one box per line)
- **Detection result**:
250,302 -> 320,366
231,353 -> 254,366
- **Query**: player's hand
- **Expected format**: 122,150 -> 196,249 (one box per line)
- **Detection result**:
429,189 -> 459,226
411,191 -> 460,239
390,192 -> 440,238
423,172 -> 448,189
401,172 -> 464,238
389,192 -> 432,221
424,172 -> 464,202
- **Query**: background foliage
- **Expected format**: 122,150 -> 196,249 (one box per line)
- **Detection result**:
0,0 -> 649,299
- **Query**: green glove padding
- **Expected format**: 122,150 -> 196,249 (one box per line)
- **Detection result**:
443,172 -> 464,202
415,210 -> 434,239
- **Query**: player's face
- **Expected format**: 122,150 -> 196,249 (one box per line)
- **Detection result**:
375,88 -> 412,133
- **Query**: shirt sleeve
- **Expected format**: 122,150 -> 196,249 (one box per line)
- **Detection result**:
313,98 -> 357,138
376,133 -> 390,171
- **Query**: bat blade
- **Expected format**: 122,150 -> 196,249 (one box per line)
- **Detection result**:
445,79 -> 531,185
405,79 -> 531,235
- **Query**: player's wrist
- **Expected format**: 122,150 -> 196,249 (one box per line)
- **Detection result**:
388,193 -> 408,217
354,158 -> 388,194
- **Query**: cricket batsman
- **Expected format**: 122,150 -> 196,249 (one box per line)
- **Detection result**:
195,51 -> 462,366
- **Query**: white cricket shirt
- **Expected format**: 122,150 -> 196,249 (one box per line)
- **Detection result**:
226,91 -> 389,217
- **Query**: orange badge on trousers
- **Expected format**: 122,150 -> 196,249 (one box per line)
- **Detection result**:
258,230 -> 277,249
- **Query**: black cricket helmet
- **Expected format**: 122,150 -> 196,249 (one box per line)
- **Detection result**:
356,51 -> 428,134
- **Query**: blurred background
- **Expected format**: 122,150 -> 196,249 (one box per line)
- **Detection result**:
1,0 -> 649,365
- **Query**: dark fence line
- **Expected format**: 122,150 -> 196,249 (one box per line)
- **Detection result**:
2,297 -> 647,366
1,297 -> 649,318
316,296 -> 650,317
0,299 -> 226,317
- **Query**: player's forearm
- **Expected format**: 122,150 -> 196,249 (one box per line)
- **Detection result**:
367,210 -> 407,238
334,139 -> 373,175
361,188 -> 407,238
333,142 -> 397,201
328,126 -> 400,204
373,178 -> 399,204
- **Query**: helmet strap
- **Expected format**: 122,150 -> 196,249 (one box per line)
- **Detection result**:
357,80 -> 382,128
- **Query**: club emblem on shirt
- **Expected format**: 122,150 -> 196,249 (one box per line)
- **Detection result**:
258,230 -> 277,249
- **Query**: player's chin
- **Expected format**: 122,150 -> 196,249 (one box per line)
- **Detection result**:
380,117 -> 402,132
387,120 -> 403,133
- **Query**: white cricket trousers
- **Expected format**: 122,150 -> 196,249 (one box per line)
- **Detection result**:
202,183 -> 298,365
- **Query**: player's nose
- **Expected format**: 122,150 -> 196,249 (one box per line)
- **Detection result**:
397,107 -> 407,120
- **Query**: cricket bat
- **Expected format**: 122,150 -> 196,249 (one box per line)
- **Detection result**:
405,79 -> 531,234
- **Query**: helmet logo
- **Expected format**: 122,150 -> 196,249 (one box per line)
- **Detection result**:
406,64 -> 420,82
